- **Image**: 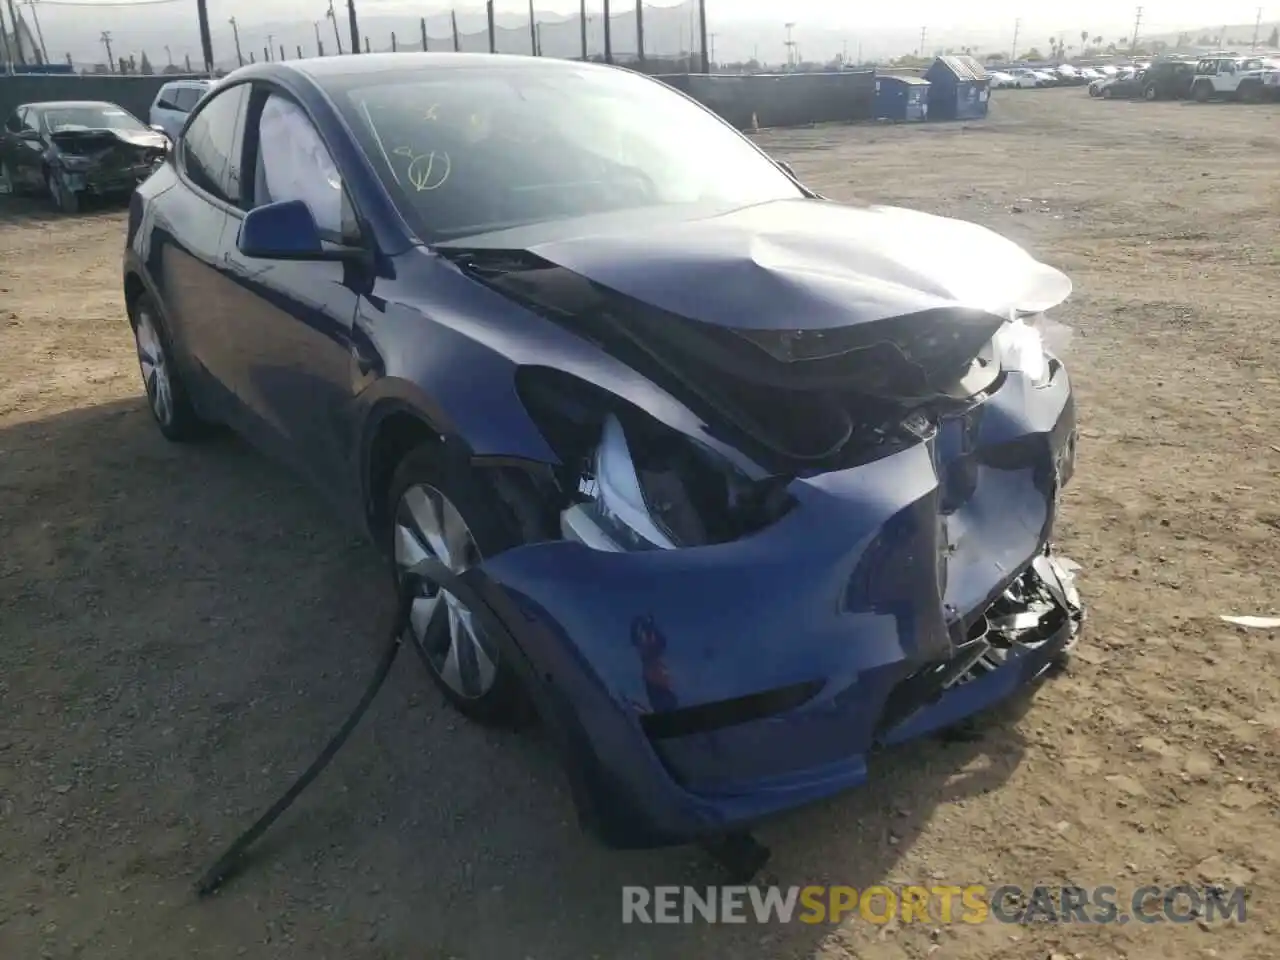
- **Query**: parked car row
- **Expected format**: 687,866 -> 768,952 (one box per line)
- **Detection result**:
989,64 -> 1128,89
1088,55 -> 1280,102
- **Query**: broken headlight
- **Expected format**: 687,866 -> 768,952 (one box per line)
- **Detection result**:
991,314 -> 1050,386
560,413 -> 792,552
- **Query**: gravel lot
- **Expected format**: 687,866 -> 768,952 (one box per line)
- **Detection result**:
2,87 -> 1278,960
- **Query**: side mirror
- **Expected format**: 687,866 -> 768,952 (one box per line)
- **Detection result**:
238,199 -> 365,262
19,129 -> 41,141
777,159 -> 798,179
156,99 -> 178,111
150,123 -> 169,136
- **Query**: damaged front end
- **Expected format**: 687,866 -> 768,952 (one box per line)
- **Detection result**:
48,129 -> 167,197
429,204 -> 1084,846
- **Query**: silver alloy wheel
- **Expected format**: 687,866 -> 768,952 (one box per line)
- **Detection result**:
134,307 -> 174,426
393,483 -> 498,699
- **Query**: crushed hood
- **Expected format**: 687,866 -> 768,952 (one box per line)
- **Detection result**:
516,198 -> 1071,331
49,127 -> 167,155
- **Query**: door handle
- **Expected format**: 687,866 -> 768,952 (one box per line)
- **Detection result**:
351,339 -> 379,376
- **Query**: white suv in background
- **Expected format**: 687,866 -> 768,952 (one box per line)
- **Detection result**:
149,80 -> 211,141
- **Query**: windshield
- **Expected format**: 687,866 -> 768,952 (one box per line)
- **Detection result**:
333,64 -> 803,243
40,104 -> 145,134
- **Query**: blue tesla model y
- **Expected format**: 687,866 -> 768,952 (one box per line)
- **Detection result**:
122,53 -> 1083,858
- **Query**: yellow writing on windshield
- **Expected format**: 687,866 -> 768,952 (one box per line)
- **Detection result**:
393,146 -> 452,192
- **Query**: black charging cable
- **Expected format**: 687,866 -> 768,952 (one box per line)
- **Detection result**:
194,588 -> 414,898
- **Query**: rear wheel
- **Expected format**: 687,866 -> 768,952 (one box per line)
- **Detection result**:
386,446 -> 544,727
130,294 -> 209,441
1101,87 -> 1114,99
1239,80 -> 1262,103
1192,80 -> 1212,103
0,161 -> 27,196
46,168 -> 80,214
1143,83 -> 1158,101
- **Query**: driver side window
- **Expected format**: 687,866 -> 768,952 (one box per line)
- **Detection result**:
251,92 -> 352,241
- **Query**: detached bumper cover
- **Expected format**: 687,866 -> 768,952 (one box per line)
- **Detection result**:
465,365 -> 1081,848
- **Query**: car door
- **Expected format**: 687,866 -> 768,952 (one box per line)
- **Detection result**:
8,108 -> 43,189
156,81 -> 251,423
215,84 -> 362,503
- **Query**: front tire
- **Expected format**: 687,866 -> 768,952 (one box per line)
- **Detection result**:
46,168 -> 80,214
130,294 -> 209,441
1192,81 -> 1212,103
1144,83 -> 1158,101
1101,88 -> 1114,99
386,446 -> 540,727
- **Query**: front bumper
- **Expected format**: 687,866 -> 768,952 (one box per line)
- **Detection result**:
60,162 -> 157,196
463,365 -> 1081,848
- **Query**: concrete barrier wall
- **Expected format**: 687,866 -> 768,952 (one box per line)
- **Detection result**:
656,71 -> 877,129
0,75 -> 207,124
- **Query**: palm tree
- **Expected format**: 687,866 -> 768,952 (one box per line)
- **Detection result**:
1080,30 -> 1088,48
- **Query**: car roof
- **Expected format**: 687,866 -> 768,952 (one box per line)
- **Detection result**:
20,100 -> 125,112
219,51 -> 615,92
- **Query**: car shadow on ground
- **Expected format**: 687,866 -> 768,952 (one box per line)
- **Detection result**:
0,192 -> 129,225
1,397 -> 1041,958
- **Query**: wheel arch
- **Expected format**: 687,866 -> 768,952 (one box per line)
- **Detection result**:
360,397 -> 561,547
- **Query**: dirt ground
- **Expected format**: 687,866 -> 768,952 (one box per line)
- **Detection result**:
2,87 -> 1278,959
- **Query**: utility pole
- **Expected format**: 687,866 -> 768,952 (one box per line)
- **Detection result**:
364,36 -> 369,52
451,9 -> 459,51
266,33 -> 274,60
164,43 -> 173,66
707,32 -> 715,66
0,1 -> 11,71
1252,7 -> 1262,50
195,0 -> 212,71
5,0 -> 26,65
527,0 -> 536,55
280,43 -> 285,60
326,0 -> 343,55
635,0 -> 645,64
314,21 -> 324,56
536,22 -> 542,55
1010,17 -> 1020,61
347,0 -> 359,55
918,26 -> 926,56
697,0 -> 708,72
100,29 -> 112,72
390,31 -> 396,52
784,21 -> 796,69
296,44 -> 301,58
27,0 -> 49,64
579,0 -> 587,59
1130,6 -> 1142,55
602,0 -> 611,63
420,16 -> 427,51
485,0 -> 495,53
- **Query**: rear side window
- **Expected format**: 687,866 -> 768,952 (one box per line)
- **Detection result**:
181,83 -> 249,204
173,87 -> 203,112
